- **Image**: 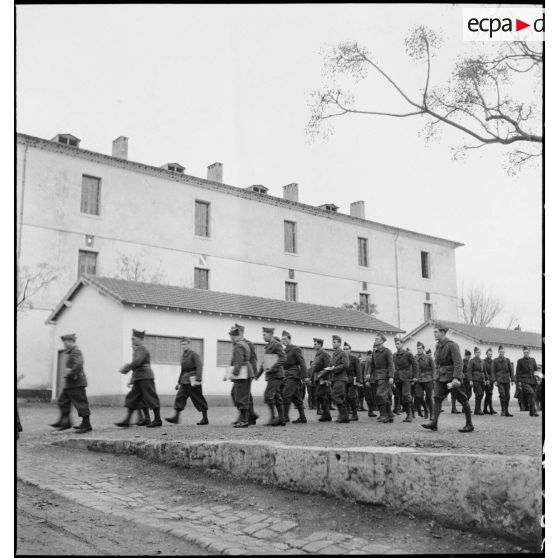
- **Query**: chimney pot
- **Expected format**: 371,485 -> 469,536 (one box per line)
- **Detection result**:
283,183 -> 299,202
350,200 -> 365,219
207,162 -> 223,182
112,136 -> 128,160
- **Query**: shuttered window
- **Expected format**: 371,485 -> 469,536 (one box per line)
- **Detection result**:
285,282 -> 297,302
358,237 -> 369,267
80,175 -> 101,215
421,251 -> 431,278
284,221 -> 297,253
144,335 -> 204,364
195,201 -> 210,237
78,250 -> 97,278
194,268 -> 209,290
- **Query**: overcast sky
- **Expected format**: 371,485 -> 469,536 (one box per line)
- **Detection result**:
16,3 -> 542,331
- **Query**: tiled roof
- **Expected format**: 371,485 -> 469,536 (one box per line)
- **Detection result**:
404,319 -> 541,349
49,276 -> 403,333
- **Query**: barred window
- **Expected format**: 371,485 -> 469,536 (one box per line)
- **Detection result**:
284,221 -> 297,253
285,281 -> 297,302
195,200 -> 210,237
80,175 -> 101,215
78,250 -> 97,278
358,237 -> 369,267
144,335 -> 203,364
194,268 -> 209,290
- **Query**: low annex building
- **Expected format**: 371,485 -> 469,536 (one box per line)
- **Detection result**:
402,320 -> 542,366
47,276 -> 403,399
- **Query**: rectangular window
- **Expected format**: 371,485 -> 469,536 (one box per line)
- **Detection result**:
421,251 -> 430,278
78,250 -> 97,278
424,302 -> 433,322
362,281 -> 368,291
359,292 -> 370,313
195,201 -> 210,237
144,335 -> 203,364
285,281 -> 297,302
194,268 -> 209,290
288,269 -> 295,280
80,175 -> 101,215
425,292 -> 431,301
284,221 -> 297,253
358,237 -> 369,267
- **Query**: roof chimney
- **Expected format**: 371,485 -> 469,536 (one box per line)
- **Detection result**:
207,162 -> 223,182
283,183 -> 299,202
350,200 -> 365,219
112,136 -> 128,159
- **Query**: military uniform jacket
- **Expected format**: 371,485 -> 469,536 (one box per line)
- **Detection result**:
467,357 -> 487,383
493,356 -> 514,383
329,348 -> 349,382
484,357 -> 495,383
415,354 -> 435,383
63,345 -> 87,389
393,350 -> 418,381
121,345 -> 154,381
347,354 -> 362,383
313,348 -> 332,382
262,339 -> 286,380
516,357 -> 538,385
245,338 -> 258,376
230,339 -> 255,379
462,358 -> 471,382
365,347 -> 395,381
284,345 -> 308,380
434,338 -> 463,382
178,349 -> 203,384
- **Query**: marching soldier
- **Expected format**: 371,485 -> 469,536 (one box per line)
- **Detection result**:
116,329 -> 162,428
241,326 -> 260,426
229,325 -> 255,428
313,338 -> 332,422
166,337 -> 209,426
393,338 -> 418,422
320,335 -> 350,423
422,323 -> 474,433
414,341 -> 434,420
468,347 -> 488,415
365,332 -> 395,424
343,342 -> 362,421
50,334 -> 92,433
516,346 -> 540,418
281,330 -> 308,424
307,360 -> 317,410
361,351 -> 377,417
458,349 -> 473,413
256,327 -> 286,426
483,348 -> 497,415
493,345 -> 514,417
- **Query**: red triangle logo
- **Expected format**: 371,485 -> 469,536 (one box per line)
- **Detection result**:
516,19 -> 530,32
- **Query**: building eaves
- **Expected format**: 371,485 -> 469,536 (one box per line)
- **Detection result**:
17,132 -> 463,248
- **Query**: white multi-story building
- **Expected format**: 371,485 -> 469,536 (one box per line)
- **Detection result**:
17,132 -> 462,395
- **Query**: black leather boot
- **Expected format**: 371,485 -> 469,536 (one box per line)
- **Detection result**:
292,404 -> 307,423
349,400 -> 359,421
504,401 -> 513,417
197,410 -> 209,425
458,401 -> 474,432
283,403 -> 291,423
474,398 -> 483,415
165,410 -> 181,424
318,399 -> 332,421
403,402 -> 413,422
146,407 -> 162,427
234,409 -> 249,428
115,409 -> 133,427
75,415 -> 92,434
422,399 -> 441,431
137,409 -> 151,426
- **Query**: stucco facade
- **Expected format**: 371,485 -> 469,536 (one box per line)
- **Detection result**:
17,133 -> 461,392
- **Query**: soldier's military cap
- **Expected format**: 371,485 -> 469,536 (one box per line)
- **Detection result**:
426,349 -> 432,355
132,329 -> 145,339
234,323 -> 245,332
394,337 -> 403,343
262,327 -> 275,334
367,349 -> 373,355
375,332 -> 387,342
229,325 -> 241,336
498,345 -> 504,351
332,335 -> 342,342
416,341 -> 425,349
464,349 -> 472,356
486,347 -> 493,354
60,333 -> 76,342
474,346 -> 480,352
282,330 -> 291,338
433,322 -> 449,333
343,342 -> 351,349
523,345 -> 529,351
313,338 -> 324,345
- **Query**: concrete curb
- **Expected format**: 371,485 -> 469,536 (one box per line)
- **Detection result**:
56,437 -> 542,547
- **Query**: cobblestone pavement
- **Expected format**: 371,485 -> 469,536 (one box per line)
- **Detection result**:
18,399 -> 542,457
17,441 -> 526,555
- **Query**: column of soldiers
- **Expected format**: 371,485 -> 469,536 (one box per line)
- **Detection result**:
45,324 -> 540,434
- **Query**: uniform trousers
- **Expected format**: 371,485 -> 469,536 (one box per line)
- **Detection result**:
363,382 -> 376,410
283,377 -> 304,410
125,379 -> 160,410
414,381 -> 433,403
331,380 -> 347,406
433,380 -> 469,405
307,383 -> 317,408
59,387 -> 90,417
316,382 -> 331,409
484,381 -> 495,407
497,382 -> 511,403
395,379 -> 413,406
520,383 -> 537,413
231,378 -> 252,411
473,381 -> 485,400
264,378 -> 284,407
174,383 -> 208,412
346,381 -> 358,402
375,379 -> 392,407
